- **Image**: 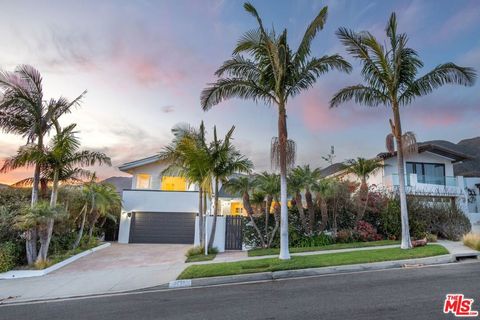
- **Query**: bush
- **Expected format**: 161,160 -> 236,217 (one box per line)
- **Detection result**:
0,242 -> 19,272
290,232 -> 334,248
426,233 -> 438,243
463,233 -> 480,251
186,246 -> 219,257
336,229 -> 355,243
353,221 -> 382,242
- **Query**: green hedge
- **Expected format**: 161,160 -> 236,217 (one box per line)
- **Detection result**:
0,242 -> 18,273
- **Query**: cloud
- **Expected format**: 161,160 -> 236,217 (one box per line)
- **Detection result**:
436,2 -> 480,41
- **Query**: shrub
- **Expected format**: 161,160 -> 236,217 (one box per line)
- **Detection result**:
353,221 -> 382,242
378,199 -> 401,239
0,241 -> 19,272
463,233 -> 480,251
426,233 -> 438,243
186,246 -> 218,258
290,232 -> 334,248
336,229 -> 355,243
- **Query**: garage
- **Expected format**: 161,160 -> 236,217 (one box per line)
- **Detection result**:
128,212 -> 196,244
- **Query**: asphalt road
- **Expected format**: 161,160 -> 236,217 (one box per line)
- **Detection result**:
1,261 -> 479,320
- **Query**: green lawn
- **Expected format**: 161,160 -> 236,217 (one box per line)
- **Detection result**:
248,240 -> 400,257
185,253 -> 217,263
178,245 -> 448,279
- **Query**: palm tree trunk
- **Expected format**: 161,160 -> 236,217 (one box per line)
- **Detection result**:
265,194 -> 272,237
73,204 -> 88,249
356,178 -> 369,222
278,104 -> 290,259
244,192 -> 266,248
36,169 -> 60,263
268,201 -> 280,248
305,188 -> 315,233
208,178 -> 219,249
25,135 -> 44,265
295,192 -> 308,232
198,187 -> 203,247
392,104 -> 412,249
318,198 -> 328,232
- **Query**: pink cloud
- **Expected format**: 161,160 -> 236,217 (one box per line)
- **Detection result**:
409,109 -> 462,128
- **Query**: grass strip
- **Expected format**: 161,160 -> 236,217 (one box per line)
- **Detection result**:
178,245 -> 448,279
248,240 -> 400,257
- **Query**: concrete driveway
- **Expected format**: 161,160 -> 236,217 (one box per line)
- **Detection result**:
0,243 -> 190,304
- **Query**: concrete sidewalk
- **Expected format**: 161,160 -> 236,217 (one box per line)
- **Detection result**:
0,243 -> 189,304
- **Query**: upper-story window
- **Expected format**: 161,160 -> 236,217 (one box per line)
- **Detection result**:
136,174 -> 151,189
161,176 -> 187,191
406,162 -> 445,185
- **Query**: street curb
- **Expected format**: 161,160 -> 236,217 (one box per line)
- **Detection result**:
169,254 -> 457,289
0,242 -> 111,280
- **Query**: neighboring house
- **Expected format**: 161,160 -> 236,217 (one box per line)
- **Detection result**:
117,155 -> 242,251
101,176 -> 133,193
322,140 -> 480,224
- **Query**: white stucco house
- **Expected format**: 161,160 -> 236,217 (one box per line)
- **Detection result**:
321,141 -> 480,225
116,154 -> 245,251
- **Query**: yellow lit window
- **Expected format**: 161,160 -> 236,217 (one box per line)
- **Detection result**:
161,176 -> 187,191
230,201 -> 244,216
136,174 -> 151,189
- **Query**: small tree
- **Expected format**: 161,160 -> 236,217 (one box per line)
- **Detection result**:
345,157 -> 384,221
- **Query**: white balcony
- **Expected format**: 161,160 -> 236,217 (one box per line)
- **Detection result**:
382,174 -> 465,196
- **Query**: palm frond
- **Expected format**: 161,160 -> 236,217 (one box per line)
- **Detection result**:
399,63 -> 477,105
330,85 -> 389,108
270,137 -> 296,170
294,6 -> 328,65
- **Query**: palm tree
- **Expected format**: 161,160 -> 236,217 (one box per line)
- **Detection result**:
256,172 -> 281,242
208,126 -> 253,249
160,122 -> 212,247
224,176 -> 266,248
287,172 -> 308,232
330,13 -> 476,249
201,3 -> 351,259
345,157 -> 384,222
312,178 -> 335,232
0,64 -> 86,264
2,123 -> 111,262
290,165 -> 321,233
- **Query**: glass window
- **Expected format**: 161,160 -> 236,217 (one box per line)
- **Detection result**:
136,174 -> 151,189
405,162 -> 445,185
161,176 -> 187,191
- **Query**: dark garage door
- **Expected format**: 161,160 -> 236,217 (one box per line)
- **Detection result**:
129,212 -> 196,244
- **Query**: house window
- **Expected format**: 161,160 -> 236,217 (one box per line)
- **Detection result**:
406,162 -> 445,185
136,174 -> 151,189
161,176 -> 187,191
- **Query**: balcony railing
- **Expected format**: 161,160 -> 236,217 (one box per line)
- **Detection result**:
122,189 -> 200,213
385,174 -> 457,187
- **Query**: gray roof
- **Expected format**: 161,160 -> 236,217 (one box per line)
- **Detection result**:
118,154 -> 162,171
377,141 -> 472,163
101,176 -> 132,193
319,163 -> 347,178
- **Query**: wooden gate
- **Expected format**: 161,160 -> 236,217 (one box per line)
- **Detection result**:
225,216 -> 243,250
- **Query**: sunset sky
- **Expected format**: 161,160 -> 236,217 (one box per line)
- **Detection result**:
0,0 -> 479,185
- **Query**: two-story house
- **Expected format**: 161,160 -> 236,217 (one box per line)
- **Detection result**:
322,141 -> 479,224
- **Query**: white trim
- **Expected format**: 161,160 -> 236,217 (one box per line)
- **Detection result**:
0,243 -> 111,280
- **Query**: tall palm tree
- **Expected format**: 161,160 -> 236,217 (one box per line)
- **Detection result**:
224,176 -> 266,248
0,64 -> 86,264
208,126 -> 253,249
256,172 -> 281,242
330,13 -> 476,249
345,157 -> 384,222
201,3 -> 351,259
290,165 -> 321,233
